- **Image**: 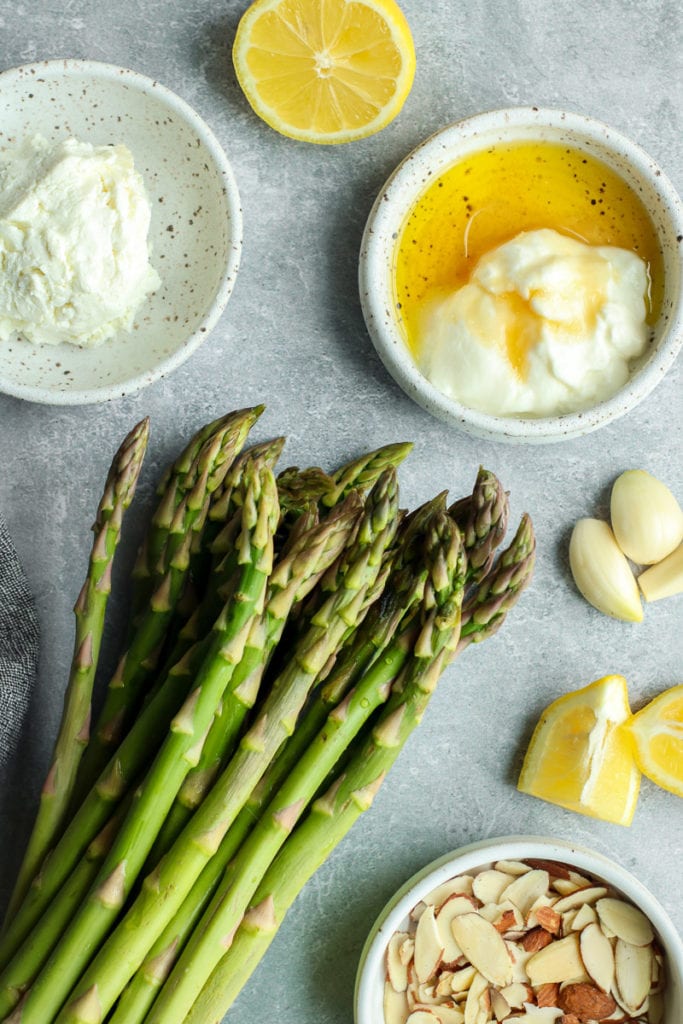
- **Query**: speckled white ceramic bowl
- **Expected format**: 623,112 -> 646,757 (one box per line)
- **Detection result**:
355,835 -> 683,1024
0,59 -> 242,404
359,108 -> 683,443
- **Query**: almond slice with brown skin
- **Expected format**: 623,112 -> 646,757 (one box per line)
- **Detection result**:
384,980 -> 410,1024
579,921 -> 615,993
521,927 -> 554,953
536,982 -> 561,1007
596,898 -> 654,947
426,877 -> 475,907
558,982 -> 617,1021
536,905 -> 562,935
406,1011 -> 440,1024
524,859 -> 572,880
400,937 -> 416,966
472,870 -> 516,905
437,896 -> 477,963
501,870 -> 550,917
414,905 -> 444,983
552,887 -> 608,914
411,901 -> 428,923
387,931 -> 412,991
526,933 -> 585,985
614,938 -> 652,1013
450,913 -> 513,988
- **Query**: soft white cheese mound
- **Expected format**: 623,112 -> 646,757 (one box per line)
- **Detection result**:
0,136 -> 161,348
416,228 -> 649,417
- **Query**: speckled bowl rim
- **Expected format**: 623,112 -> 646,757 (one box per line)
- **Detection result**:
0,58 -> 243,405
354,835 -> 683,1024
359,107 -> 683,443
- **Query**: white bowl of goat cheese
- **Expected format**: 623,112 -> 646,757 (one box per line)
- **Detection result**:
0,60 -> 242,405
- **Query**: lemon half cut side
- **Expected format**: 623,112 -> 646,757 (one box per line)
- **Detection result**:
517,674 -> 641,826
232,0 -> 416,144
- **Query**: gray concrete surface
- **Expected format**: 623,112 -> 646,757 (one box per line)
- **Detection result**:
0,1 -> 681,1021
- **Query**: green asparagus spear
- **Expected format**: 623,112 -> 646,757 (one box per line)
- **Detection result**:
52,472 -> 400,1024
4,420 -> 149,924
72,411 -> 261,798
131,408 -> 264,607
8,463 -> 278,1024
322,442 -> 413,508
449,466 -> 510,583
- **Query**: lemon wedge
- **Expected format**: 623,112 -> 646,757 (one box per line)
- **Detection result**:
518,675 -> 641,826
232,0 -> 416,144
625,685 -> 683,797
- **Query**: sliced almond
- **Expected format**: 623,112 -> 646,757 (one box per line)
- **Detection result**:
614,937 -> 652,1013
387,931 -> 411,991
560,909 -> 578,937
568,871 -> 592,888
414,905 -> 444,983
579,921 -> 615,993
493,909 -> 520,935
463,972 -> 489,1024
535,905 -> 562,935
526,933 -> 584,986
450,965 -> 477,994
558,982 -> 617,1020
400,936 -> 416,966
570,903 -> 597,931
437,896 -> 476,963
552,886 -> 608,914
384,981 -> 410,1024
494,859 -> 532,876
552,878 -> 583,896
499,981 -> 533,1009
596,898 -> 654,947
472,870 -> 515,906
489,989 -> 509,1022
426,877 -> 475,907
536,981 -> 561,1007
524,859 -> 572,880
406,1011 -> 440,1024
501,870 -> 550,916
521,927 -> 553,953
436,972 -> 456,998
450,913 -> 513,988
510,1008 -> 567,1023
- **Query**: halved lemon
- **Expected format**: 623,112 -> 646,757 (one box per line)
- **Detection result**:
232,0 -> 416,144
625,685 -> 683,797
517,675 -> 641,826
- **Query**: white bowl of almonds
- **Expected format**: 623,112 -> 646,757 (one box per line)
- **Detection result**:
354,836 -> 682,1024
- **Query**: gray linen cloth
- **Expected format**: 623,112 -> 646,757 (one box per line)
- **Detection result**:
0,515 -> 39,771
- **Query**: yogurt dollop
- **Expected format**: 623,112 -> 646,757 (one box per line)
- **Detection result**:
0,135 -> 161,348
416,228 -> 650,417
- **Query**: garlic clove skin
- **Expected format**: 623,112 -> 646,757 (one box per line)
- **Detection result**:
610,469 -> 683,565
569,518 -> 643,622
638,542 -> 683,602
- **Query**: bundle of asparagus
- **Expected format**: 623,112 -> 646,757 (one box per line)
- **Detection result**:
0,407 -> 535,1024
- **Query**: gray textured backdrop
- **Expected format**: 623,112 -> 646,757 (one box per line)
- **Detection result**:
0,2 -> 681,1022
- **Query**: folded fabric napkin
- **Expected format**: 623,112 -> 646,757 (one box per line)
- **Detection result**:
0,515 -> 39,771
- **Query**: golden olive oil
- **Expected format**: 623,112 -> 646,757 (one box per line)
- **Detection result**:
394,141 -> 663,356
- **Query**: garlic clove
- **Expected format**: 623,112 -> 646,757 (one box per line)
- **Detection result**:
569,519 -> 643,622
638,542 -> 683,602
611,469 -> 683,565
